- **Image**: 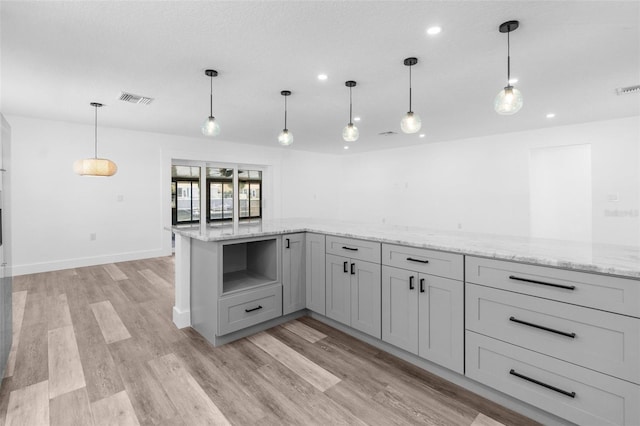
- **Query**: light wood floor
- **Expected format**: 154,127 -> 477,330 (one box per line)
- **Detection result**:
0,257 -> 540,426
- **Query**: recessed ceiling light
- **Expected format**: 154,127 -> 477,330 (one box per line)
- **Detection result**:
546,113 -> 556,118
508,77 -> 518,84
419,134 -> 426,138
426,26 -> 441,35
354,116 -> 361,122
344,146 -> 349,150
317,74 -> 328,81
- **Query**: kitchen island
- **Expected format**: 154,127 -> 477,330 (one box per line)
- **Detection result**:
170,218 -> 640,426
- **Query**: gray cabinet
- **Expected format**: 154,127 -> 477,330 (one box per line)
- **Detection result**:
326,253 -> 381,339
382,265 -> 464,373
305,233 -> 325,314
282,233 -> 305,315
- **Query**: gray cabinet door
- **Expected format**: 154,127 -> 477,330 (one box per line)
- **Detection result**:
326,254 -> 351,325
351,260 -> 381,339
382,266 -> 418,354
418,274 -> 464,374
282,233 -> 305,315
305,233 -> 325,314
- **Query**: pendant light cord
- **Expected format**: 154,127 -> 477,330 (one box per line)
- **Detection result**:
349,86 -> 353,125
94,104 -> 98,159
209,76 -> 213,117
408,64 -> 413,113
507,30 -> 511,84
284,95 -> 288,130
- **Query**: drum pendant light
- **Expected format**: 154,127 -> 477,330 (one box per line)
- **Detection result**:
494,20 -> 523,115
73,102 -> 117,177
342,80 -> 359,142
202,69 -> 221,136
278,90 -> 293,146
400,57 -> 422,134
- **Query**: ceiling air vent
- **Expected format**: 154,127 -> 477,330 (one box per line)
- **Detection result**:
616,85 -> 640,96
378,131 -> 397,136
118,91 -> 154,105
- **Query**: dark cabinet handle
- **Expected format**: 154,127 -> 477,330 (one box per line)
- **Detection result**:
245,305 -> 263,313
286,238 -> 290,249
509,369 -> 576,398
509,316 -> 576,338
350,263 -> 355,275
343,261 -> 348,273
342,246 -> 359,251
420,278 -> 425,293
509,275 -> 575,291
409,276 -> 415,290
407,257 -> 429,264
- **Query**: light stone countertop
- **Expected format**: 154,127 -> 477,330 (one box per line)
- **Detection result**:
169,218 -> 640,279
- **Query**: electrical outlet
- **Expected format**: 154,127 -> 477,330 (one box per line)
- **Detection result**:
90,233 -> 96,241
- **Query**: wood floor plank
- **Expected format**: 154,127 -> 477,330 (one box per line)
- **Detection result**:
281,319 -> 327,343
137,269 -> 171,289
48,325 -> 86,399
147,353 -> 230,426
20,292 -> 46,330
91,391 -> 140,426
46,293 -> 72,331
49,387 -> 94,426
90,301 -> 131,344
472,413 -> 506,426
11,323 -> 48,389
247,331 -> 341,392
5,292 -> 27,378
5,380 -> 49,426
102,264 -> 128,282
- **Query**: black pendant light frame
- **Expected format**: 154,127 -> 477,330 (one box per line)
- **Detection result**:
205,69 -> 218,119
499,20 -> 519,90
403,57 -> 418,113
90,102 -> 103,158
281,90 -> 291,132
345,81 -> 356,126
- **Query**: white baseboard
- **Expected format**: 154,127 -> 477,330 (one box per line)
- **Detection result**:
173,306 -> 191,329
12,248 -> 171,276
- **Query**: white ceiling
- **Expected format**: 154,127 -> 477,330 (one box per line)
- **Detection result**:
1,1 -> 638,154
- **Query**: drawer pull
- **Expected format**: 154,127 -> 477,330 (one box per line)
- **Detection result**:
245,305 -> 263,313
409,276 -> 415,290
509,316 -> 576,338
420,278 -> 425,293
350,263 -> 356,275
286,238 -> 290,249
342,246 -> 359,251
508,275 -> 576,290
407,257 -> 429,264
343,261 -> 348,273
509,369 -> 576,398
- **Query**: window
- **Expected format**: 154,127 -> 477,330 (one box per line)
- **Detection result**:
206,168 -> 234,222
239,169 -> 262,220
171,166 -> 200,225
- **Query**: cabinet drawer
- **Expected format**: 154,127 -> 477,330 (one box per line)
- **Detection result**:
382,244 -> 463,280
466,331 -> 640,426
466,256 -> 640,317
326,235 -> 380,264
466,284 -> 640,384
218,284 -> 282,336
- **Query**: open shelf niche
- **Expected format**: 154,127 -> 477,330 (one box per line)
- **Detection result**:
222,238 -> 278,294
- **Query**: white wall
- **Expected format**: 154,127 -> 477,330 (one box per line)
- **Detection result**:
338,116 -> 640,246
7,115 -> 340,275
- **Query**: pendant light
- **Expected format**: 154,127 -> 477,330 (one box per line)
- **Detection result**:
202,69 -> 221,136
494,20 -> 523,115
342,81 -> 359,142
400,57 -> 422,134
73,102 -> 117,176
278,90 -> 293,146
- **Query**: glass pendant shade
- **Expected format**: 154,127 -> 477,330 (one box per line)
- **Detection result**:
201,116 -> 221,136
278,129 -> 293,146
494,86 -> 523,115
342,123 -> 359,142
73,158 -> 117,176
400,111 -> 422,134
